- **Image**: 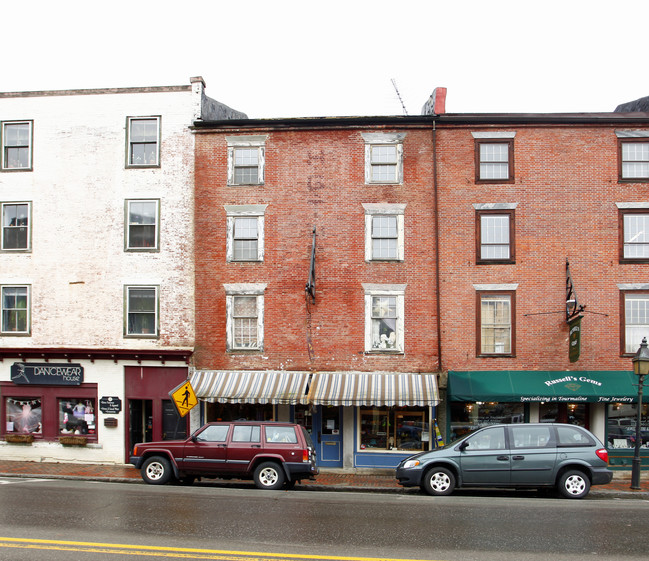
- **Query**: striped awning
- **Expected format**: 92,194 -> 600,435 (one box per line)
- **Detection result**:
189,370 -> 310,405
308,372 -> 439,407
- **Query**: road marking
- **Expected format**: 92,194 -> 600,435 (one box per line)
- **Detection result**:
0,537 -> 440,561
0,478 -> 54,484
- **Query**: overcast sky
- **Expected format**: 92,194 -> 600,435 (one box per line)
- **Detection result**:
4,0 -> 648,118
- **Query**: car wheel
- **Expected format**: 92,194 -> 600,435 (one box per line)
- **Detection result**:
253,461 -> 285,490
141,456 -> 173,485
558,470 -> 590,499
423,467 -> 456,496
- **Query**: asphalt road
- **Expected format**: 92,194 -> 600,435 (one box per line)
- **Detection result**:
0,478 -> 648,561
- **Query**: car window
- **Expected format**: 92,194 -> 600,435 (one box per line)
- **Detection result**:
232,425 -> 260,442
463,427 -> 506,450
556,425 -> 594,447
265,426 -> 298,444
196,425 -> 229,442
510,425 -> 554,449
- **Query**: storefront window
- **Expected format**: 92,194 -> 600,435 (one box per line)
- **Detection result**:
6,398 -> 41,433
204,402 -> 273,422
450,402 -> 524,440
59,399 -> 96,435
359,407 -> 430,452
539,403 -> 587,426
608,403 -> 648,449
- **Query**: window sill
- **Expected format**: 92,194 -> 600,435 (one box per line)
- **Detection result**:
477,259 -> 516,265
365,350 -> 404,355
478,353 -> 515,358
475,178 -> 515,184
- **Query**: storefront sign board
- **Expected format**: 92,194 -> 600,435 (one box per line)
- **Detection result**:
10,362 -> 83,386
99,396 -> 122,414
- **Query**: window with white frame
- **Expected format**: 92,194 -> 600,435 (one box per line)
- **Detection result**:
126,199 -> 159,250
363,203 -> 405,261
2,202 -> 31,251
2,121 -> 32,170
125,285 -> 158,337
617,131 -> 649,181
472,132 -> 515,183
363,284 -> 405,352
476,285 -> 517,356
1,285 -> 30,334
225,205 -> 267,262
362,132 -> 405,184
618,205 -> 649,261
227,135 -> 267,186
127,116 -> 160,167
225,284 -> 266,351
621,290 -> 649,354
475,204 -> 516,263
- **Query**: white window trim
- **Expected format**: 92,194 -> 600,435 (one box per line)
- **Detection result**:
224,283 -> 267,351
226,135 -> 267,186
362,203 -> 406,261
362,283 -> 406,353
225,204 -> 268,262
362,132 -> 405,185
1,201 -> 32,251
124,285 -> 159,338
126,116 -> 161,168
1,284 -> 31,335
125,199 -> 160,251
1,120 -> 33,171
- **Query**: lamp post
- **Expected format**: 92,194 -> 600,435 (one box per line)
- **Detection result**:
631,337 -> 649,490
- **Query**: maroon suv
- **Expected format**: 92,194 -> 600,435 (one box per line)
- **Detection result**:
130,421 -> 318,490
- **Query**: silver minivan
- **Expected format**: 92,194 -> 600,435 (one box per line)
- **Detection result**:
395,423 -> 612,499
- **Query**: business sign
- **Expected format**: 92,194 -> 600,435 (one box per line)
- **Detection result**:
568,316 -> 582,363
99,396 -> 122,414
10,362 -> 83,386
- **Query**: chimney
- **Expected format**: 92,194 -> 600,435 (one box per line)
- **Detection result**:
421,87 -> 447,115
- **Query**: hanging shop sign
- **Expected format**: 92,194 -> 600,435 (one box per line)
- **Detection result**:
99,396 -> 122,414
568,315 -> 582,363
10,362 -> 83,386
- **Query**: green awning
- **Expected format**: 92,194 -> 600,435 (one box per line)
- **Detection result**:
448,371 -> 648,404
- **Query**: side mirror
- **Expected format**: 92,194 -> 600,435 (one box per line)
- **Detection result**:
458,440 -> 469,451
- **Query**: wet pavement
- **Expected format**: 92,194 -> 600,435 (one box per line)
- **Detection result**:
0,459 -> 648,498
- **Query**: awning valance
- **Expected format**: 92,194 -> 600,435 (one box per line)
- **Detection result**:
189,370 -> 310,405
448,370 -> 648,403
308,372 -> 439,407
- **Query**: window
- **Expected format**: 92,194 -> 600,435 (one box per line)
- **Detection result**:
265,426 -> 297,443
126,200 -> 159,250
510,425 -> 554,449
225,284 -> 266,351
363,203 -> 405,261
359,408 -> 429,452
363,284 -> 405,353
233,424 -> 261,442
472,132 -> 515,183
2,202 -> 30,250
617,133 -> 649,181
464,426 -> 506,450
619,206 -> 649,261
225,205 -> 267,262
125,285 -> 158,337
621,290 -> 649,354
362,132 -> 405,184
227,135 -> 267,186
1,285 -> 29,334
5,397 -> 41,434
1,121 -> 32,170
60,399 -> 96,435
475,205 -> 516,263
127,116 -> 160,167
197,424 -> 229,442
476,285 -> 516,356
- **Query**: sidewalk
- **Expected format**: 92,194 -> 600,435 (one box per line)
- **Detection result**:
0,459 -> 648,497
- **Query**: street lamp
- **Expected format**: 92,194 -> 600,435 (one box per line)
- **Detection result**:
631,337 -> 649,490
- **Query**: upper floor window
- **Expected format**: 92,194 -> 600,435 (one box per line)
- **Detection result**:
620,288 -> 649,354
618,204 -> 649,262
2,202 -> 31,251
125,285 -> 158,337
363,203 -> 405,261
225,205 -> 267,262
127,117 -> 160,167
475,204 -> 516,264
475,285 -> 517,356
1,121 -> 32,170
227,135 -> 267,186
126,199 -> 159,251
225,283 -> 266,351
472,131 -> 515,183
1,285 -> 30,334
363,284 -> 406,353
362,132 -> 405,184
617,131 -> 649,181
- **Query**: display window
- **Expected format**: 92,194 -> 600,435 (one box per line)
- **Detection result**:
6,398 -> 42,434
449,402 -> 524,440
359,407 -> 430,452
539,402 -> 587,426
607,402 -> 648,449
59,399 -> 96,435
204,402 -> 274,422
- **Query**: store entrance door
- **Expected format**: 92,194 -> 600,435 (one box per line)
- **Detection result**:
128,399 -> 152,455
313,406 -> 343,468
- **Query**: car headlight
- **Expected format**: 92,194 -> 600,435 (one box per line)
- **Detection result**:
402,459 -> 420,469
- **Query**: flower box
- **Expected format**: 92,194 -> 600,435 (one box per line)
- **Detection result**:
4,434 -> 34,444
59,435 -> 87,446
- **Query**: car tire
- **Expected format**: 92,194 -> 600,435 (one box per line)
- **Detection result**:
558,470 -> 590,499
422,467 -> 456,496
141,456 -> 173,485
253,461 -> 285,490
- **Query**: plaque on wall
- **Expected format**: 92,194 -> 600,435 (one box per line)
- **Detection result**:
10,362 -> 84,386
99,396 -> 122,414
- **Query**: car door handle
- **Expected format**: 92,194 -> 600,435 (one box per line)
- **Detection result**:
512,455 -> 525,460
251,445 -> 261,448
497,456 -> 509,461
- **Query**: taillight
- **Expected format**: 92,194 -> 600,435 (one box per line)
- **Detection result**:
133,445 -> 138,456
302,449 -> 309,462
595,448 -> 609,463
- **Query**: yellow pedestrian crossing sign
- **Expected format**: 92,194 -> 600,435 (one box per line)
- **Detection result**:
169,380 -> 198,417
